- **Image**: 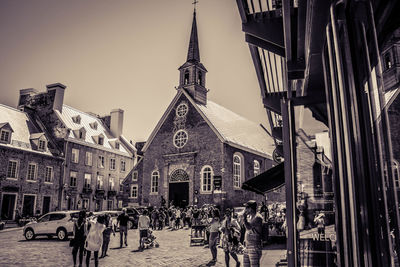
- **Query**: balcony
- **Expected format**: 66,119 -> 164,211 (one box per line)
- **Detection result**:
82,187 -> 93,194
107,190 -> 117,197
95,188 -> 105,195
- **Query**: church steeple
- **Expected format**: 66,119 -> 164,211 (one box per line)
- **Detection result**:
178,10 -> 208,105
187,11 -> 200,62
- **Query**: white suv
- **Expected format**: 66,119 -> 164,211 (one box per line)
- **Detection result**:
23,211 -> 80,241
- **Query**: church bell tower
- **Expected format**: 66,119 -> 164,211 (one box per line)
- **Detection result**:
178,10 -> 208,105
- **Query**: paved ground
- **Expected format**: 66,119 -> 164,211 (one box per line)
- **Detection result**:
0,227 -> 286,267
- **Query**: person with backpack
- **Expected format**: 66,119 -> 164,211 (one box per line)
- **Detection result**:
72,210 -> 86,267
242,200 -> 263,267
221,208 -> 241,267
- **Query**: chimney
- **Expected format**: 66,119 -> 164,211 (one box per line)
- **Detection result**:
18,88 -> 39,109
110,109 -> 124,137
46,83 -> 66,112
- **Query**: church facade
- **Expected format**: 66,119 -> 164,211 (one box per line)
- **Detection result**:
127,11 -> 276,209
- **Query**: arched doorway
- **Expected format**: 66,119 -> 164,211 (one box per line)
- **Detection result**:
169,169 -> 189,208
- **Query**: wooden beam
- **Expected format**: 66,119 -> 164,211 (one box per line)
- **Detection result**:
245,34 -> 285,57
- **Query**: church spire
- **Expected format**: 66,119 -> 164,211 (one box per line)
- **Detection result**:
187,10 -> 200,62
178,5 -> 208,105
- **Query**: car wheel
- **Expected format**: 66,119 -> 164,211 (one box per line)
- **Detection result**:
127,220 -> 133,229
24,228 -> 35,240
57,228 -> 67,241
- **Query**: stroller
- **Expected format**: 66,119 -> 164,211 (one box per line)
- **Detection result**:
141,229 -> 159,249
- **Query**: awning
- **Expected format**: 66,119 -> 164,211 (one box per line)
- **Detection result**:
242,162 -> 285,195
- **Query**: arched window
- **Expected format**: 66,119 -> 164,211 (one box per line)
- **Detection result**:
233,153 -> 243,188
151,171 -> 159,193
385,53 -> 392,70
254,160 -> 260,176
201,166 -> 213,193
184,70 -> 190,85
198,72 -> 202,85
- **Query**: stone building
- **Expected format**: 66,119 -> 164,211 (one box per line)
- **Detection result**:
17,83 -> 136,212
0,104 -> 63,220
134,11 -> 275,210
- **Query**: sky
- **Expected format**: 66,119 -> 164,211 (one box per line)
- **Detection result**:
0,0 -> 315,143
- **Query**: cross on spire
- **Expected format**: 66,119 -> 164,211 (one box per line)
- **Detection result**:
192,0 -> 198,12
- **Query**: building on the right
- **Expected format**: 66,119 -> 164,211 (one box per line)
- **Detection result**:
236,0 -> 400,266
382,28 -> 400,202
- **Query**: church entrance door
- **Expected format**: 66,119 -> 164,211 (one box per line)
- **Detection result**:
169,182 -> 189,208
168,169 -> 190,208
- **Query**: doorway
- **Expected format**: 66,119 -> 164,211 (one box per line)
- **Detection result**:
169,182 -> 189,208
1,194 -> 16,220
43,196 -> 51,214
22,195 -> 35,217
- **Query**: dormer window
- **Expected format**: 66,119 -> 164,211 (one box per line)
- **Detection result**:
72,115 -> 81,124
92,134 -> 104,146
0,129 -> 11,143
115,142 -> 120,149
90,121 -> 98,130
0,123 -> 13,144
73,127 -> 86,140
30,133 -> 47,151
38,140 -> 46,151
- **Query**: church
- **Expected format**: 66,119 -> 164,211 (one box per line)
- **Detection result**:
123,10 -> 276,209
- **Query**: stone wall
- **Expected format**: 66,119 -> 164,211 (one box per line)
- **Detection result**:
0,146 -> 62,219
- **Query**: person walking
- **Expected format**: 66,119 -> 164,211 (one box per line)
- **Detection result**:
260,202 -> 268,223
117,208 -> 129,248
242,200 -> 263,267
100,214 -> 115,258
72,210 -> 86,267
85,215 -> 106,267
138,209 -> 150,251
207,209 -> 221,266
221,209 -> 241,267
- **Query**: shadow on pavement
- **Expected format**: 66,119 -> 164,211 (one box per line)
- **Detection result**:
18,238 -> 67,242
263,242 -> 286,250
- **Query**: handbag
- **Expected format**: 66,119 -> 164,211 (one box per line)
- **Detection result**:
69,238 -> 75,247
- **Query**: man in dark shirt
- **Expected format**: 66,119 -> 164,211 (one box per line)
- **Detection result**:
117,208 -> 130,248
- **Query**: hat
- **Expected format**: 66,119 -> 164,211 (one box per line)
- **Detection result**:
244,200 -> 257,209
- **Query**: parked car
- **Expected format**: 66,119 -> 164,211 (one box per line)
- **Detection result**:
23,210 -> 80,241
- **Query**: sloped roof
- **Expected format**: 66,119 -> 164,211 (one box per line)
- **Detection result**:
0,104 -> 53,155
143,89 -> 274,158
29,133 -> 45,140
55,105 -> 131,155
195,98 -> 275,157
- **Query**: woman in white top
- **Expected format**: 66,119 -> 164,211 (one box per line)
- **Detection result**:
85,215 -> 106,267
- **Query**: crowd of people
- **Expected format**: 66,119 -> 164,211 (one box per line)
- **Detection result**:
69,201 -> 275,267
